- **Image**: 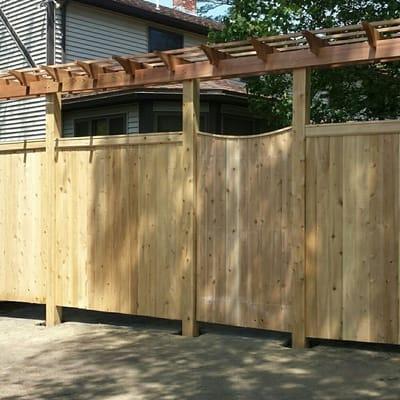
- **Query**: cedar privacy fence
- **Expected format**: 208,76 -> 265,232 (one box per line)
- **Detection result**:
1,20 -> 400,348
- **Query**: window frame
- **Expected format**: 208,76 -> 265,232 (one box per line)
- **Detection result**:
73,113 -> 128,137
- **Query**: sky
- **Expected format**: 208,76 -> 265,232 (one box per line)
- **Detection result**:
147,0 -> 228,18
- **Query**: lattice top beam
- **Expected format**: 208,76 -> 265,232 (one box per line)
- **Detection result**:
0,19 -> 400,100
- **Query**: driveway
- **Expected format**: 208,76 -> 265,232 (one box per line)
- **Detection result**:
1,303 -> 400,399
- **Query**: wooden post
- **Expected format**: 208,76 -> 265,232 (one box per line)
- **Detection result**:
45,93 -> 62,326
181,79 -> 200,337
291,68 -> 311,348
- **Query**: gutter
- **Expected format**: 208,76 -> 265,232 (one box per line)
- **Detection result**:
46,0 -> 56,64
0,6 -> 36,67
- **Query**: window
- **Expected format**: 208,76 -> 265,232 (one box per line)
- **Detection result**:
148,27 -> 183,52
222,114 -> 255,135
154,112 -> 182,132
74,114 -> 127,137
139,101 -> 210,133
153,111 -> 208,133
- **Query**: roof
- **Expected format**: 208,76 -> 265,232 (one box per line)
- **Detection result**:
73,0 -> 223,35
63,79 -> 248,107
1,19 -> 400,100
152,79 -> 247,94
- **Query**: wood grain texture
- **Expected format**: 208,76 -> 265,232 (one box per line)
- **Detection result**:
45,93 -> 63,326
306,134 -> 400,344
197,130 -> 295,333
2,120 -> 400,346
54,142 -> 184,320
0,150 -> 46,304
181,80 -> 200,336
291,68 -> 310,348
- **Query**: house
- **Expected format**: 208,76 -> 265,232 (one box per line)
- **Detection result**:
0,0 -> 266,140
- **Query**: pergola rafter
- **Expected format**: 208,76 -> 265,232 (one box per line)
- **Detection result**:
1,18 -> 400,100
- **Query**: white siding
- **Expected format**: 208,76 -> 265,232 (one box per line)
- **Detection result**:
0,0 -> 47,140
63,103 -> 139,136
55,8 -> 63,64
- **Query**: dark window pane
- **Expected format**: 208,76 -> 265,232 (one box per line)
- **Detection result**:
109,116 -> 125,135
75,120 -> 90,137
74,114 -> 127,137
156,114 -> 182,132
92,118 -> 108,135
222,115 -> 254,135
200,115 -> 207,132
149,28 -> 183,52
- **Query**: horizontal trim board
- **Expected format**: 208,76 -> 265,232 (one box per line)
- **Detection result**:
306,119 -> 400,137
198,126 -> 292,140
0,139 -> 46,152
55,132 -> 183,150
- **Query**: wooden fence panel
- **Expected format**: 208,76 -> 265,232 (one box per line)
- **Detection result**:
197,130 -> 295,332
0,148 -> 46,304
306,134 -> 400,344
1,124 -> 400,347
55,142 -> 184,320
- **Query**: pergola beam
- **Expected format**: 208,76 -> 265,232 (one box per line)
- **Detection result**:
1,28 -> 400,100
201,44 -> 232,66
303,30 -> 329,55
251,38 -> 276,62
155,51 -> 189,71
112,56 -> 145,76
362,21 -> 382,48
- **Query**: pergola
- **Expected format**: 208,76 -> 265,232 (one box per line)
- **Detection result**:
0,19 -> 400,100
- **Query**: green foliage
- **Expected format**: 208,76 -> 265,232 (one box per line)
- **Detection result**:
204,0 -> 400,129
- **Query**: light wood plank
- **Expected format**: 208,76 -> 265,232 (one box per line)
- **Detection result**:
181,79 -> 200,337
291,68 -> 310,348
45,93 -> 63,326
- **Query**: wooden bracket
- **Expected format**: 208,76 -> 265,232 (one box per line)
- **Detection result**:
9,70 -> 41,87
113,56 -> 145,76
201,45 -> 232,66
41,66 -> 73,82
303,31 -> 329,55
8,70 -> 28,85
251,38 -> 276,62
76,60 -> 107,79
41,66 -> 61,82
362,21 -> 381,48
155,51 -> 189,72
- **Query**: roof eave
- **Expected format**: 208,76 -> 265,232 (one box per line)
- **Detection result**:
74,0 -> 220,36
62,89 -> 248,110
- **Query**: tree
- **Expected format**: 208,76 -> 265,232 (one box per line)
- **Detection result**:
201,0 -> 400,130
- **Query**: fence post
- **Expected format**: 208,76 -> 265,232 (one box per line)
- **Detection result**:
45,93 -> 62,326
291,68 -> 311,348
181,79 -> 200,337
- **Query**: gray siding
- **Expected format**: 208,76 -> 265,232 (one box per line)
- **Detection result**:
184,33 -> 205,47
65,1 -> 206,61
65,2 -> 148,61
63,104 -> 139,136
0,0 -> 207,140
0,0 -> 47,140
